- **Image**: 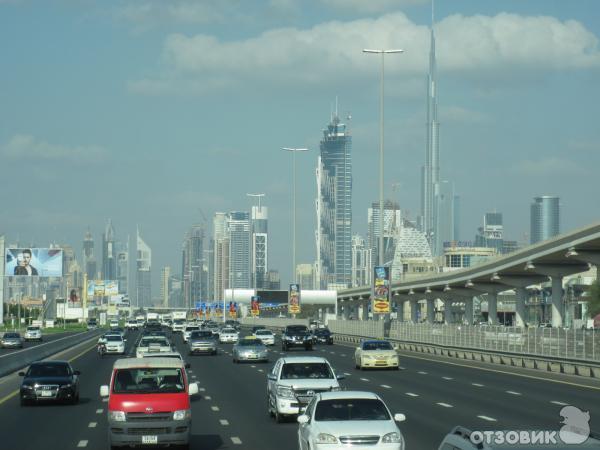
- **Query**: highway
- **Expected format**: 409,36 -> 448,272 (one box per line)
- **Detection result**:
0,330 -> 86,356
0,328 -> 598,449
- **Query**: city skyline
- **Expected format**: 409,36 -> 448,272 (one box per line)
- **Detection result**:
0,1 -> 598,287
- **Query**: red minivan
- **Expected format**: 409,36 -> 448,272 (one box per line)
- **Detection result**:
100,357 -> 198,449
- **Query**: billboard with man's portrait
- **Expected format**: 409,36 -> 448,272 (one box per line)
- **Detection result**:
5,248 -> 63,277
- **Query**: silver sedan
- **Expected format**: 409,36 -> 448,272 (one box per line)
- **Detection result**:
232,338 -> 268,363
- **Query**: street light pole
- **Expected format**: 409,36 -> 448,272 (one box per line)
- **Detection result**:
282,148 -> 308,283
362,48 -> 403,267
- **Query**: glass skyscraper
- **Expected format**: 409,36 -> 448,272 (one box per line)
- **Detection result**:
316,112 -> 352,288
530,196 -> 560,244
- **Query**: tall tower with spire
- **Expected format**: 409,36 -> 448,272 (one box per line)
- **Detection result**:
102,219 -> 116,280
421,0 -> 439,246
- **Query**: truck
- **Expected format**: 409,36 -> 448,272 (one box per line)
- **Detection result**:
146,312 -> 159,321
172,311 -> 187,321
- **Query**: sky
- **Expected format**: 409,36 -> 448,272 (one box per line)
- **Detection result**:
1,0 -> 599,294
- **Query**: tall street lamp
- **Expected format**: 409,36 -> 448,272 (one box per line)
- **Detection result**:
282,147 -> 309,283
362,48 -> 403,267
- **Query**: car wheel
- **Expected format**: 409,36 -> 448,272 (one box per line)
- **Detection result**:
275,409 -> 285,423
20,397 -> 28,407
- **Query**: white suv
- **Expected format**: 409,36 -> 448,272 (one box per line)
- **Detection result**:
24,326 -> 43,342
267,356 -> 344,423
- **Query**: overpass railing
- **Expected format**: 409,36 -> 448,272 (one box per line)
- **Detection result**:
389,322 -> 600,363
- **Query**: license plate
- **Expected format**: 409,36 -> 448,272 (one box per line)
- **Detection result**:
249,354 -> 257,358
142,436 -> 158,444
376,360 -> 386,364
40,390 -> 53,397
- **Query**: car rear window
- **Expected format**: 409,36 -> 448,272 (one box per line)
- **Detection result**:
362,341 -> 393,351
315,399 -> 390,421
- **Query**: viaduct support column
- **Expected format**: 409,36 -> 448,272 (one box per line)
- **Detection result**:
410,299 -> 418,323
487,293 -> 498,325
551,276 -> 563,328
426,298 -> 435,324
444,298 -> 453,324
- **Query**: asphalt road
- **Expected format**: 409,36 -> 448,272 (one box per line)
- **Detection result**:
0,330 -> 85,356
0,329 -> 598,449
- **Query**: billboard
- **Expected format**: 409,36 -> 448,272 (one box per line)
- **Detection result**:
87,280 -> 119,297
288,284 -> 301,315
5,248 -> 63,277
229,301 -> 238,319
372,266 -> 391,314
250,296 -> 260,317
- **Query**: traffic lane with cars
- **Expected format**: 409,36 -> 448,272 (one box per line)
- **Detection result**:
0,329 -> 90,356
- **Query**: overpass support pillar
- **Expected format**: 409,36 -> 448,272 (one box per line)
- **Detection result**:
464,297 -> 473,325
487,293 -> 498,325
551,276 -> 564,328
410,299 -> 418,323
515,287 -> 527,328
426,299 -> 435,324
444,299 -> 453,324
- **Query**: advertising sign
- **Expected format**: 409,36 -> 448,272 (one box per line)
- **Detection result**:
5,248 -> 63,277
288,284 -> 301,315
229,301 -> 238,318
87,280 -> 119,297
250,296 -> 260,317
372,266 -> 390,314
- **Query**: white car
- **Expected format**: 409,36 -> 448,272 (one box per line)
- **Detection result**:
354,340 -> 399,370
297,391 -> 406,450
254,329 -> 275,346
109,319 -> 119,329
98,332 -> 122,345
125,319 -> 138,330
135,336 -> 172,358
172,319 -> 186,333
267,356 -> 344,423
24,326 -> 43,342
183,325 -> 201,343
104,334 -> 127,354
219,327 -> 239,343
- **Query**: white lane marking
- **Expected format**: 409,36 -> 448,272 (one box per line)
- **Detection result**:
341,354 -> 346,357
231,437 -> 242,445
506,391 -> 521,396
398,366 -> 406,370
478,415 -> 497,422
192,375 -> 197,379
258,369 -> 264,373
199,388 -> 206,392
211,406 -> 220,411
381,385 -> 391,389
88,422 -> 97,428
418,371 -> 428,375
251,365 -> 256,368
551,401 -> 568,406
330,352 -> 335,354
102,398 -> 108,402
96,409 -> 103,414
220,419 -> 229,426
77,441 -> 88,448
360,378 -> 370,382
472,383 -> 484,387
442,376 -> 453,380
188,369 -> 193,373
205,396 -> 212,400
405,392 -> 419,397
344,372 -> 351,376
437,402 -> 453,408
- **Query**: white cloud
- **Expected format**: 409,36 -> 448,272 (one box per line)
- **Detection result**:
512,157 -> 588,176
135,11 -> 600,95
1,134 -> 107,164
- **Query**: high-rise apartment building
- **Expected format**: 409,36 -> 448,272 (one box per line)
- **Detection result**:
251,205 -> 268,289
102,219 -> 116,280
368,200 -> 401,266
160,266 -> 171,307
316,111 -> 352,289
351,235 -> 371,287
116,238 -> 129,296
182,224 -> 205,308
213,213 -> 229,301
83,229 -> 97,280
265,270 -> 281,290
136,229 -> 151,307
228,211 -> 251,289
531,196 -> 560,244
296,264 -> 315,291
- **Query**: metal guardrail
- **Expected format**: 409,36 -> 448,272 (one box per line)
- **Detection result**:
327,320 -> 384,340
239,317 -> 309,328
389,323 -> 600,363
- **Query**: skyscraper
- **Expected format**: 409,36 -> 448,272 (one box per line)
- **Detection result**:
421,2 -> 440,245
213,212 -> 229,301
316,110 -> 352,289
83,229 -> 97,280
250,205 -> 268,289
136,228 -> 151,307
116,237 -> 129,296
433,180 -> 458,256
296,264 -> 315,290
475,212 -> 504,252
182,224 -> 205,308
102,219 -> 116,280
351,235 -> 371,288
228,211 -> 251,289
531,196 -> 560,244
160,266 -> 171,307
368,200 -> 401,266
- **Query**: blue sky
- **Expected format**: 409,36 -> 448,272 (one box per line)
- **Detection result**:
1,0 -> 599,292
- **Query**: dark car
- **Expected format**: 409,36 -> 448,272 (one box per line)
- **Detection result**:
19,361 -> 80,406
282,325 -> 313,351
311,328 -> 334,345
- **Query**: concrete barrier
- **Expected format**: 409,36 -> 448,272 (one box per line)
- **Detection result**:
577,366 -> 592,377
562,364 -> 576,375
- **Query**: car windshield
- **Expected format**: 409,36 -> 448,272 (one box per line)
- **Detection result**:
106,335 -> 123,342
281,363 -> 333,379
362,341 -> 393,351
256,330 -> 272,335
237,339 -> 263,347
185,326 -> 200,331
112,368 -> 185,394
4,333 -> 20,338
191,331 -> 213,339
27,327 -> 39,331
28,363 -> 70,377
222,328 -> 236,333
315,329 -> 330,335
315,399 -> 390,421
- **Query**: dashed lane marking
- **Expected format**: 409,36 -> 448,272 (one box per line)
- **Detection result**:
478,415 -> 497,422
418,371 -> 428,375
251,365 -> 256,368
77,441 -> 88,447
437,403 -> 453,408
211,406 -> 220,411
551,401 -> 568,406
381,385 -> 391,389
405,393 -> 419,397
341,354 -> 346,357
344,372 -> 351,376
472,383 -> 484,387
258,369 -> 264,373
231,437 -> 242,445
96,409 -> 103,414
220,419 -> 229,426
360,378 -> 370,382
442,377 -> 453,380
506,391 -> 521,396
192,375 -> 197,379
199,388 -> 206,392
205,396 -> 212,400
88,422 -> 97,428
